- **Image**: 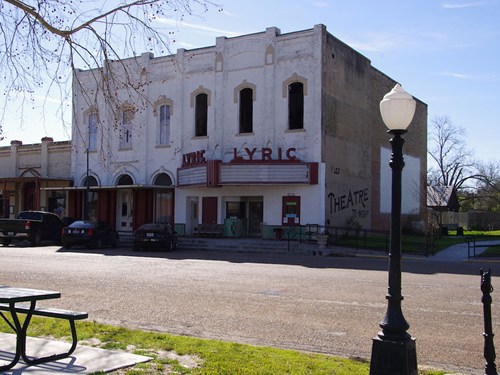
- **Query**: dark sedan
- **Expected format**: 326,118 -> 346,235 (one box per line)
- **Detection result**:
133,223 -> 177,251
61,221 -> 119,249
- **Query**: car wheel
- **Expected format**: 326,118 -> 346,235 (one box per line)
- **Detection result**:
30,231 -> 42,246
1,238 -> 12,246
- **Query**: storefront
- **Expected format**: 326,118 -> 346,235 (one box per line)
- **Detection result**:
175,147 -> 320,237
0,138 -> 73,218
58,172 -> 175,233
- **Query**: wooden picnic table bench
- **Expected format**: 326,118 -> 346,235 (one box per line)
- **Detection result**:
0,286 -> 88,370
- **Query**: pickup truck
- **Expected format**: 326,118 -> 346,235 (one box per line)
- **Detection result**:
0,211 -> 64,246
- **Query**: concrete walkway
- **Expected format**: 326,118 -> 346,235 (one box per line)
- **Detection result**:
0,333 -> 150,374
432,240 -> 500,261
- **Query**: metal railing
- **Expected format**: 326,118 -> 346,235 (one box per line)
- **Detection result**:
280,224 -> 435,257
467,236 -> 500,259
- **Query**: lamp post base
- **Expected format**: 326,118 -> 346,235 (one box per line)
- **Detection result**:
370,335 -> 417,375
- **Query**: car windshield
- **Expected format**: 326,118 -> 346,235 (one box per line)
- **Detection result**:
138,223 -> 168,231
18,212 -> 43,221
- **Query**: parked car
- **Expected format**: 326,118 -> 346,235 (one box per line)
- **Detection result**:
0,211 -> 64,246
61,221 -> 119,249
133,223 -> 178,251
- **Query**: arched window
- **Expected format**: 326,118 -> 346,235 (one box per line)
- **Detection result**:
239,88 -> 253,134
117,174 -> 133,186
81,176 -> 98,221
288,82 -> 304,130
82,176 -> 98,187
195,93 -> 208,137
154,173 -> 173,224
120,108 -> 134,148
88,113 -> 98,150
158,104 -> 171,145
154,173 -> 173,186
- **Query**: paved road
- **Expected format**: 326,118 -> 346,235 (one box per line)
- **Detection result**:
1,243 -> 499,374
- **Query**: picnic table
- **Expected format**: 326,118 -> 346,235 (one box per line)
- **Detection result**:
0,285 -> 87,370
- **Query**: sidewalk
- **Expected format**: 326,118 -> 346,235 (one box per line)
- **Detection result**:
0,333 -> 150,374
178,236 -> 500,261
432,240 -> 500,262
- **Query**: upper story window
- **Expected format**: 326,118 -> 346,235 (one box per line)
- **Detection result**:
159,104 -> 171,145
88,112 -> 98,150
239,88 -> 253,134
288,82 -> 304,130
120,108 -> 134,149
195,93 -> 208,137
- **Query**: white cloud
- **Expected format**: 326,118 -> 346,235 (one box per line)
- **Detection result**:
342,32 -> 416,53
156,17 -> 241,37
441,1 -> 491,9
439,71 -> 500,81
440,71 -> 472,79
312,1 -> 331,8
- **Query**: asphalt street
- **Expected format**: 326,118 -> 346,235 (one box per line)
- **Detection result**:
0,242 -> 499,374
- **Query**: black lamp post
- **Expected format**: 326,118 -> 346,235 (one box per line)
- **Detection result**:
370,83 -> 417,375
84,132 -> 90,220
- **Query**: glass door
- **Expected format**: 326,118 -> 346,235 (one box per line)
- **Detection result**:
117,189 -> 133,232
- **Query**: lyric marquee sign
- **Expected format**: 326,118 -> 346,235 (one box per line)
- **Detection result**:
178,147 -> 316,186
231,147 -> 299,163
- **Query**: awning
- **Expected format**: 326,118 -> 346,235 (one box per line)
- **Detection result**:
41,184 -> 173,191
0,177 -> 73,183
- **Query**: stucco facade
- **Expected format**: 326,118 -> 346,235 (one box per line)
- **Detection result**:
69,24 -> 427,237
0,138 -> 72,218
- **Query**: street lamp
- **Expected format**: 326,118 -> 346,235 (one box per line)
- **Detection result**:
84,142 -> 89,220
370,83 -> 417,375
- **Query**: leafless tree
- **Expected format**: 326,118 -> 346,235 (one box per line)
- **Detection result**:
427,115 -> 477,191
428,116 -> 500,213
0,0 -> 219,139
472,160 -> 500,212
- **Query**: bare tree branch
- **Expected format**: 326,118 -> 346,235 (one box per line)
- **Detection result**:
0,0 -> 220,139
428,115 -> 476,190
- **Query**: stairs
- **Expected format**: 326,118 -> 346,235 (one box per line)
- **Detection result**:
178,236 -> 322,255
118,232 -> 335,256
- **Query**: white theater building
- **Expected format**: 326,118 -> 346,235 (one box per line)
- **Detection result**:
67,24 -> 427,238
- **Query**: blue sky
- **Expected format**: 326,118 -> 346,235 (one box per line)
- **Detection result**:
1,0 -> 499,163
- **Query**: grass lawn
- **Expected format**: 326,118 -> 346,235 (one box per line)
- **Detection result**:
479,245 -> 500,257
414,230 -> 500,255
460,230 -> 500,257
0,317 -> 449,374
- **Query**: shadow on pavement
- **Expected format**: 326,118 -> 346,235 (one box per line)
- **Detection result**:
55,241 -> 500,277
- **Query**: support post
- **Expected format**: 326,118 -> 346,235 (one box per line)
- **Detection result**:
481,269 -> 498,375
370,130 -> 417,375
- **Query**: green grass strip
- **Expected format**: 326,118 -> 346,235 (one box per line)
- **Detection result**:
0,316 -> 450,374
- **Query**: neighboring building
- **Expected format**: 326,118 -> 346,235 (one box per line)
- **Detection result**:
0,138 -> 72,218
427,185 -> 460,232
66,24 -> 427,238
427,186 -> 460,212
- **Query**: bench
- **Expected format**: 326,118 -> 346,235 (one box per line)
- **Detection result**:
442,224 -> 463,236
194,223 -> 224,237
0,303 -> 88,364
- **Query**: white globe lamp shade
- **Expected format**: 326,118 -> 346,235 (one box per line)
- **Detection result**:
379,84 -> 416,131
